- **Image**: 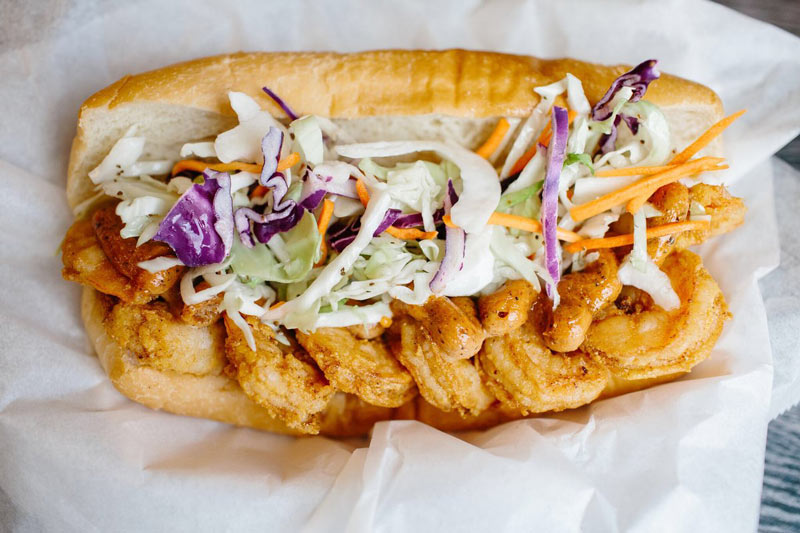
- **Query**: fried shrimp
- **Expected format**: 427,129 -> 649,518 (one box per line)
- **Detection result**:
389,317 -> 494,415
582,249 -> 729,380
162,283 -> 222,326
346,322 -> 386,340
477,305 -> 609,415
391,296 -> 486,360
105,300 -> 227,375
542,249 -> 623,353
647,182 -> 691,264
675,183 -> 746,248
224,316 -> 334,433
295,327 -> 416,408
91,205 -> 185,295
62,219 -> 151,304
478,279 -> 538,337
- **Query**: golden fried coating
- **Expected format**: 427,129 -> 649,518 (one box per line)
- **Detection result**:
542,249 -> 623,353
675,183 -> 746,248
346,322 -> 386,340
647,182 -> 691,264
477,301 -> 609,415
389,318 -> 494,415
391,296 -> 486,361
296,327 -> 416,408
583,249 -> 729,380
224,316 -> 334,434
62,219 -> 152,304
105,300 -> 227,375
92,205 -> 185,295
478,279 -> 537,337
162,283 -> 222,327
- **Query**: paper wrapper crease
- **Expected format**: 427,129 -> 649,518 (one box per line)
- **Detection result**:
1,0 -> 799,531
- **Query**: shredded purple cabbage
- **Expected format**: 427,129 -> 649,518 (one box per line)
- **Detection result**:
542,107 -> 569,299
328,209 -> 402,252
154,170 -> 233,267
429,180 -> 466,294
598,113 -> 643,154
262,87 -> 298,121
591,59 -> 660,121
234,127 -> 312,247
299,170 -> 358,211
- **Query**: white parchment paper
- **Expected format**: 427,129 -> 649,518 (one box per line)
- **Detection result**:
1,1 -> 799,531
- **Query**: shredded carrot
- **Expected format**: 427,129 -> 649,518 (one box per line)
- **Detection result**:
314,199 -> 335,266
269,301 -> 286,310
355,179 -> 436,240
670,110 -> 746,165
251,185 -> 269,198
171,160 -> 261,176
595,164 -> 678,178
355,179 -> 370,207
508,110 -> 577,176
476,118 -> 511,159
277,152 -> 300,172
443,213 -> 582,243
175,152 -> 300,187
564,220 -> 710,253
625,163 -> 729,214
568,157 -> 726,222
385,227 -> 438,240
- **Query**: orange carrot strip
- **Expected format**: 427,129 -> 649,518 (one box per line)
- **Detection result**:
355,179 -> 370,206
670,110 -> 746,165
564,220 -> 710,253
171,160 -> 262,176
385,227 -> 438,240
276,152 -> 301,171
476,118 -> 511,159
355,179 -> 435,240
443,213 -> 582,243
568,157 -> 726,222
269,301 -> 285,310
175,152 -> 300,180
314,199 -> 335,266
509,110 -> 577,176
251,185 -> 269,198
626,163 -> 729,214
595,164 -> 677,177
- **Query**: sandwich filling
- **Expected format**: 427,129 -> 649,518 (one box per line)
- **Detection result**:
63,58 -> 746,433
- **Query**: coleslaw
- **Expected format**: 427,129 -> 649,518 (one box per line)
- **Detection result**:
82,61 -> 730,350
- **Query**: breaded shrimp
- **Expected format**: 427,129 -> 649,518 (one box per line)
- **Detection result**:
388,317 -> 494,416
224,316 -> 334,434
542,249 -> 623,352
477,305 -> 609,416
91,205 -> 184,295
62,219 -> 151,304
478,279 -> 537,337
391,296 -> 486,361
582,249 -> 729,380
296,327 -> 416,408
105,300 -> 226,375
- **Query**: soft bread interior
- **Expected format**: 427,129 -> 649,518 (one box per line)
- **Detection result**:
68,106 -> 722,209
67,51 -> 724,208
